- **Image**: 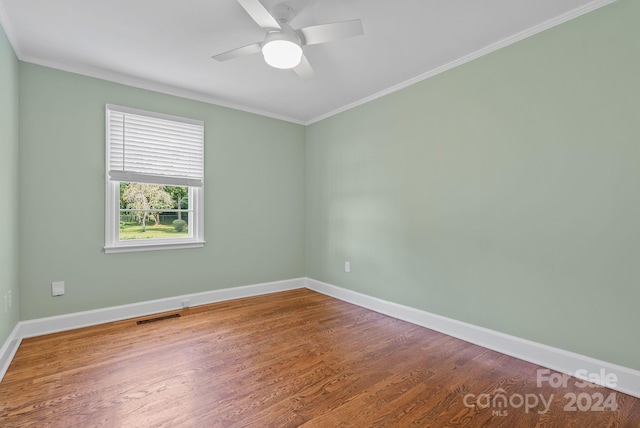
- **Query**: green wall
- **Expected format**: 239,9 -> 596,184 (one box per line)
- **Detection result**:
19,63 -> 305,319
6,0 -> 639,374
306,0 -> 640,370
0,24 -> 19,344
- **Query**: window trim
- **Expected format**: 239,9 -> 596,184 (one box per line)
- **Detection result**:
104,105 -> 205,254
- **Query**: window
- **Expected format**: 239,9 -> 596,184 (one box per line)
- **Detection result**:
105,104 -> 204,253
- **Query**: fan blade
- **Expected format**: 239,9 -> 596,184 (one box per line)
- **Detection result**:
237,0 -> 281,30
212,43 -> 261,61
298,20 -> 363,46
293,55 -> 315,80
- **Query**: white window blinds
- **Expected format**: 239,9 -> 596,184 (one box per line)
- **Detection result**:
106,104 -> 204,187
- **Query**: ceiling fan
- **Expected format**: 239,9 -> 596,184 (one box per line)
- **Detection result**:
212,0 -> 364,79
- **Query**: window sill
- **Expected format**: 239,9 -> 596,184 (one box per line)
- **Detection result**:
104,240 -> 205,254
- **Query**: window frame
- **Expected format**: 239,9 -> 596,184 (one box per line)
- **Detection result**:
104,105 -> 205,254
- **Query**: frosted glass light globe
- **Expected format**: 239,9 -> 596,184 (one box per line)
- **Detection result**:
262,40 -> 303,69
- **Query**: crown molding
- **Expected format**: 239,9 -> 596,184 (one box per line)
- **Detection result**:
18,53 -> 307,126
304,0 -> 616,125
1,0 -> 617,126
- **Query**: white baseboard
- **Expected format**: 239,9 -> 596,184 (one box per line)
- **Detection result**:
0,277 -> 305,381
3,276 -> 639,400
0,323 -> 21,383
17,277 -> 306,339
305,278 -> 640,399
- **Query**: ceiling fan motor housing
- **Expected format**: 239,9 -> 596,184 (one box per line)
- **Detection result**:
270,4 -> 296,25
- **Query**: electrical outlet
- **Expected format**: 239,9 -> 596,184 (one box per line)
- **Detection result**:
182,299 -> 191,309
345,261 -> 351,273
52,281 -> 65,296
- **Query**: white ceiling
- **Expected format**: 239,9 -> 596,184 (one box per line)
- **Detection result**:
0,0 -> 611,124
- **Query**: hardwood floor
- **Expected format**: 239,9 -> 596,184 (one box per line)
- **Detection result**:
1,288 -> 639,427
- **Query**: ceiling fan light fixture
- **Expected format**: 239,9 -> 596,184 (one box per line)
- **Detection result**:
262,34 -> 302,69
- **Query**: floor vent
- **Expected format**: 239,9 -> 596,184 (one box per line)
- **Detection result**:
136,313 -> 181,325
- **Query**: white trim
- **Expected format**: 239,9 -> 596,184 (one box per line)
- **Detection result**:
106,103 -> 204,127
104,240 -> 205,254
305,278 -> 640,399
17,278 -> 305,339
17,54 -> 307,126
5,0 -> 613,126
105,105 -> 206,253
0,323 -> 22,382
1,277 -> 302,381
4,275 -> 638,400
304,0 -> 616,125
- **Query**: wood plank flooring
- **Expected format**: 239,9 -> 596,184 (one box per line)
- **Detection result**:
1,288 -> 639,427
